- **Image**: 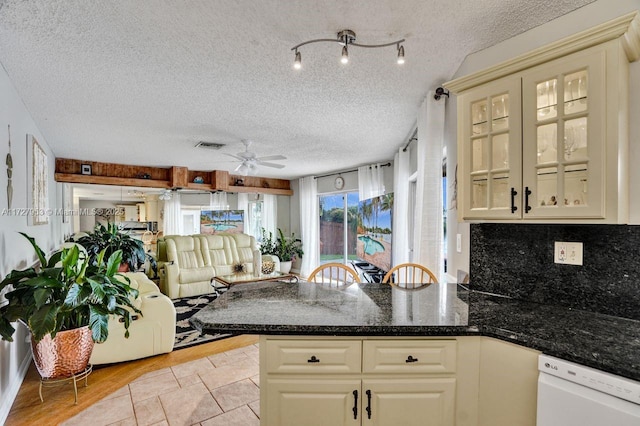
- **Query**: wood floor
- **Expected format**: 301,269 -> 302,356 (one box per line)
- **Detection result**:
6,334 -> 259,426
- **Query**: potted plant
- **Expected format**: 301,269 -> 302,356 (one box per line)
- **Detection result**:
77,223 -> 154,273
0,233 -> 141,379
274,228 -> 304,274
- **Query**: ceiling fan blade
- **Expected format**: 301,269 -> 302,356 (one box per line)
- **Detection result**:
256,155 -> 287,161
256,161 -> 286,169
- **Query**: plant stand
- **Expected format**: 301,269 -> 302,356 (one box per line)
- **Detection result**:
39,364 -> 92,405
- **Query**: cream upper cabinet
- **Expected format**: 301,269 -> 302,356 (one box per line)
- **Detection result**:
521,45 -> 610,220
458,75 -> 522,220
447,13 -> 640,223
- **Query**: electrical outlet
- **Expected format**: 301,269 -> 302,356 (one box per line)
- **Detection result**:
554,242 -> 583,265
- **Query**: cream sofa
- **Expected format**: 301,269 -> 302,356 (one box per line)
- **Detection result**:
89,272 -> 176,365
160,233 -> 280,299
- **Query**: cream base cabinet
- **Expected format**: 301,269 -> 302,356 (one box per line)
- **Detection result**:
260,337 -> 458,426
265,379 -> 361,426
363,378 -> 456,425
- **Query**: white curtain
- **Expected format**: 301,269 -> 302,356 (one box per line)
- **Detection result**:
299,176 -> 319,278
392,148 -> 411,266
209,192 -> 229,210
237,193 -> 249,232
358,163 -> 385,200
163,191 -> 183,235
414,91 -> 445,279
262,194 -> 277,236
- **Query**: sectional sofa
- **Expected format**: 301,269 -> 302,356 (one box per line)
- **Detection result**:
158,233 -> 280,299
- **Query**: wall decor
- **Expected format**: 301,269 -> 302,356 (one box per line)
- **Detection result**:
200,209 -> 244,234
81,163 -> 92,175
6,124 -> 12,209
27,134 -> 48,225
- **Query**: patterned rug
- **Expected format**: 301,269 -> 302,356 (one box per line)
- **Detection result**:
173,293 -> 234,350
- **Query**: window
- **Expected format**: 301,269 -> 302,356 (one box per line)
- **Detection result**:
247,200 -> 263,241
318,192 -> 359,264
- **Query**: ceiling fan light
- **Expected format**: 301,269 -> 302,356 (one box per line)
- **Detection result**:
294,51 -> 301,69
341,45 -> 349,64
397,45 -> 405,65
237,163 -> 249,176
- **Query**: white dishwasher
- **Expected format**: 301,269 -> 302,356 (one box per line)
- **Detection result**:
537,354 -> 640,426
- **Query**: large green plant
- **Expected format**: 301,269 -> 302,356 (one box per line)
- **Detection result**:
0,233 -> 141,343
77,223 -> 148,272
275,228 -> 304,262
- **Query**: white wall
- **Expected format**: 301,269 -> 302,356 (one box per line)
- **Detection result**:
445,0 -> 640,279
0,62 -> 71,424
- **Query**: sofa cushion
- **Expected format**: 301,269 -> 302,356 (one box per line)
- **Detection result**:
166,235 -> 205,268
179,266 -> 215,284
198,235 -> 229,267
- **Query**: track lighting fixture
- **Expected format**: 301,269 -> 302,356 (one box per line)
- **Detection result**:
291,29 -> 405,69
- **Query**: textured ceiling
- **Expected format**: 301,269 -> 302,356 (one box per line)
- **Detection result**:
0,0 -> 595,180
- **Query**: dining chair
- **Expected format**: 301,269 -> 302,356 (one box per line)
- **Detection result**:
141,230 -> 154,253
308,263 -> 361,286
382,263 -> 438,289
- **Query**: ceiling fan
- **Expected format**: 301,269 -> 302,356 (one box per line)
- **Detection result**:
224,139 -> 287,176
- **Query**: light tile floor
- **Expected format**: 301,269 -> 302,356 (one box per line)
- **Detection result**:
61,344 -> 261,426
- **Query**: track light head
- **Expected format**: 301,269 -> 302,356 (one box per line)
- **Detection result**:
294,50 -> 301,69
397,45 -> 405,65
341,45 -> 349,64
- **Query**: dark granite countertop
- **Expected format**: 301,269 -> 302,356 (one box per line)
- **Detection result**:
190,280 -> 640,381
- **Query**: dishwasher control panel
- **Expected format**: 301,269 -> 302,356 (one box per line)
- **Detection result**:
539,355 -> 640,405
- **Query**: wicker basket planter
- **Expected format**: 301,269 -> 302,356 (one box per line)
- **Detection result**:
31,326 -> 94,379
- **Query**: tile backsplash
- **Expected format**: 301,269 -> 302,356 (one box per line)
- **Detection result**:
470,224 -> 640,320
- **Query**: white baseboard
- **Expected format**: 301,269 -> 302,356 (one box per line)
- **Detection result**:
0,351 -> 32,425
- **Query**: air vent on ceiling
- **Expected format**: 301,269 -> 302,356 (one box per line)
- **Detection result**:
195,141 -> 226,150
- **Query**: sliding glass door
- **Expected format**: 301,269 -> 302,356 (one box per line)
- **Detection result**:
319,192 -> 359,264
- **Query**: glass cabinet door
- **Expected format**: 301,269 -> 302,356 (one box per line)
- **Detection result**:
460,76 -> 522,219
522,49 -> 605,219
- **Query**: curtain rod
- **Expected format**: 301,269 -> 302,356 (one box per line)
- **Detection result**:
314,162 -> 391,179
402,128 -> 418,152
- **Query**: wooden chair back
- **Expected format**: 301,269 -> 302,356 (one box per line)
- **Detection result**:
308,263 -> 361,286
382,263 -> 438,289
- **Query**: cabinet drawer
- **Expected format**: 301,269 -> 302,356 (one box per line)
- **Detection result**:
265,339 -> 361,374
363,340 -> 457,374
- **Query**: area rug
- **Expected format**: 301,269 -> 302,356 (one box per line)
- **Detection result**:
173,293 -> 234,350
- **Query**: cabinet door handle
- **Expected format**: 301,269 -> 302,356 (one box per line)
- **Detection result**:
366,389 -> 372,419
510,188 -> 518,213
352,390 -> 358,419
405,355 -> 419,363
307,355 -> 320,363
525,187 -> 532,213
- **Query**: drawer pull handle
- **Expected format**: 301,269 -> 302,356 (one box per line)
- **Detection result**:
366,390 -> 372,419
307,355 -> 320,363
352,390 -> 358,419
406,355 -> 419,363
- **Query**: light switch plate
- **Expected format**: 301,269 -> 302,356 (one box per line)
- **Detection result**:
554,242 -> 583,265
456,234 -> 462,253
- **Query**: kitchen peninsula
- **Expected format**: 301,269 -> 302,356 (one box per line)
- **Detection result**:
190,281 -> 640,425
